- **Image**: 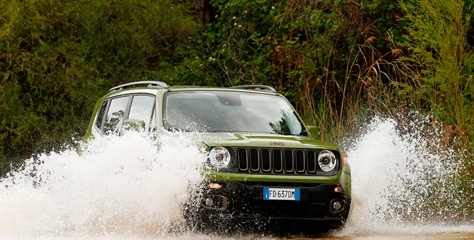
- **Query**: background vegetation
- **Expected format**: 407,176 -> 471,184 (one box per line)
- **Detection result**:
1,0 -> 473,219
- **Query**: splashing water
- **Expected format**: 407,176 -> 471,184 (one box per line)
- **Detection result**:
340,116 -> 473,236
0,131 -> 208,239
0,117 -> 472,239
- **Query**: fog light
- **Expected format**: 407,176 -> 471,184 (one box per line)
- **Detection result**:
332,201 -> 342,211
329,199 -> 345,214
201,195 -> 229,211
204,197 -> 214,207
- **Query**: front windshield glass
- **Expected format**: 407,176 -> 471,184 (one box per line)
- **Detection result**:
163,91 -> 305,135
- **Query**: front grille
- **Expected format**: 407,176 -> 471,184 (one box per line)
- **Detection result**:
236,148 -> 336,175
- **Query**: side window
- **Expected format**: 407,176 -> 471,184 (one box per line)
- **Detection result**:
103,96 -> 129,134
95,101 -> 108,129
128,95 -> 155,131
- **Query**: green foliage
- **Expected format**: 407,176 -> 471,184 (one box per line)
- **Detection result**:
397,0 -> 473,138
0,0 -> 198,174
389,0 -> 474,219
206,0 -> 278,86
465,0 -> 474,46
362,0 -> 406,43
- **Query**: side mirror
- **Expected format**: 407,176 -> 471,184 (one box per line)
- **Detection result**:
306,126 -> 320,139
123,119 -> 146,132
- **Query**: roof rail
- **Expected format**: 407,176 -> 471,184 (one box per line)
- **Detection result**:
231,85 -> 277,93
109,81 -> 168,92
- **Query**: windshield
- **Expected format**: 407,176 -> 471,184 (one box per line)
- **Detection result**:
163,91 -> 305,135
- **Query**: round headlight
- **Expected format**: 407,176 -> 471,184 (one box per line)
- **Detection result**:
209,147 -> 231,169
318,150 -> 337,172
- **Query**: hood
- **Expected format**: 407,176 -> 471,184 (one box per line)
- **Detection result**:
199,132 -> 339,150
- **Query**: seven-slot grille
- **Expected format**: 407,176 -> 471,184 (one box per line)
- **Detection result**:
236,147 -> 336,175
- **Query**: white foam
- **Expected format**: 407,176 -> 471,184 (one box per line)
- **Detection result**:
0,131 -> 206,238
338,116 -> 471,236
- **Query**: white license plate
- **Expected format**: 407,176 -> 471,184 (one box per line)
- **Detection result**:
263,187 -> 300,201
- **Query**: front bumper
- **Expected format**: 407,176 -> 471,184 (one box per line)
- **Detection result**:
186,181 -> 351,229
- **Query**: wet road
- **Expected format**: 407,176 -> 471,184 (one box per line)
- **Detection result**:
6,232 -> 473,240
287,233 -> 474,239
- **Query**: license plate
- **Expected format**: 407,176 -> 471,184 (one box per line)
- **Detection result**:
263,187 -> 300,201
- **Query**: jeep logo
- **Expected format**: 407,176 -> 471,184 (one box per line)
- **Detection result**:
269,141 -> 285,146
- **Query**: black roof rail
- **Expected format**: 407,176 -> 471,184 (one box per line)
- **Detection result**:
109,81 -> 168,92
231,85 -> 277,93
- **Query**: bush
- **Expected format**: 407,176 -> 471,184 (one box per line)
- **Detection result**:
0,0 -> 198,174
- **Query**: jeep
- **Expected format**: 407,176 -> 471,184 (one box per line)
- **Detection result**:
84,81 -> 351,233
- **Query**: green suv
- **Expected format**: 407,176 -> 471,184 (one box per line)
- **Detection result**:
84,81 -> 351,232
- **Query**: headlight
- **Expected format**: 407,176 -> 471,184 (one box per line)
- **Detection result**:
318,150 -> 337,172
209,147 -> 231,169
